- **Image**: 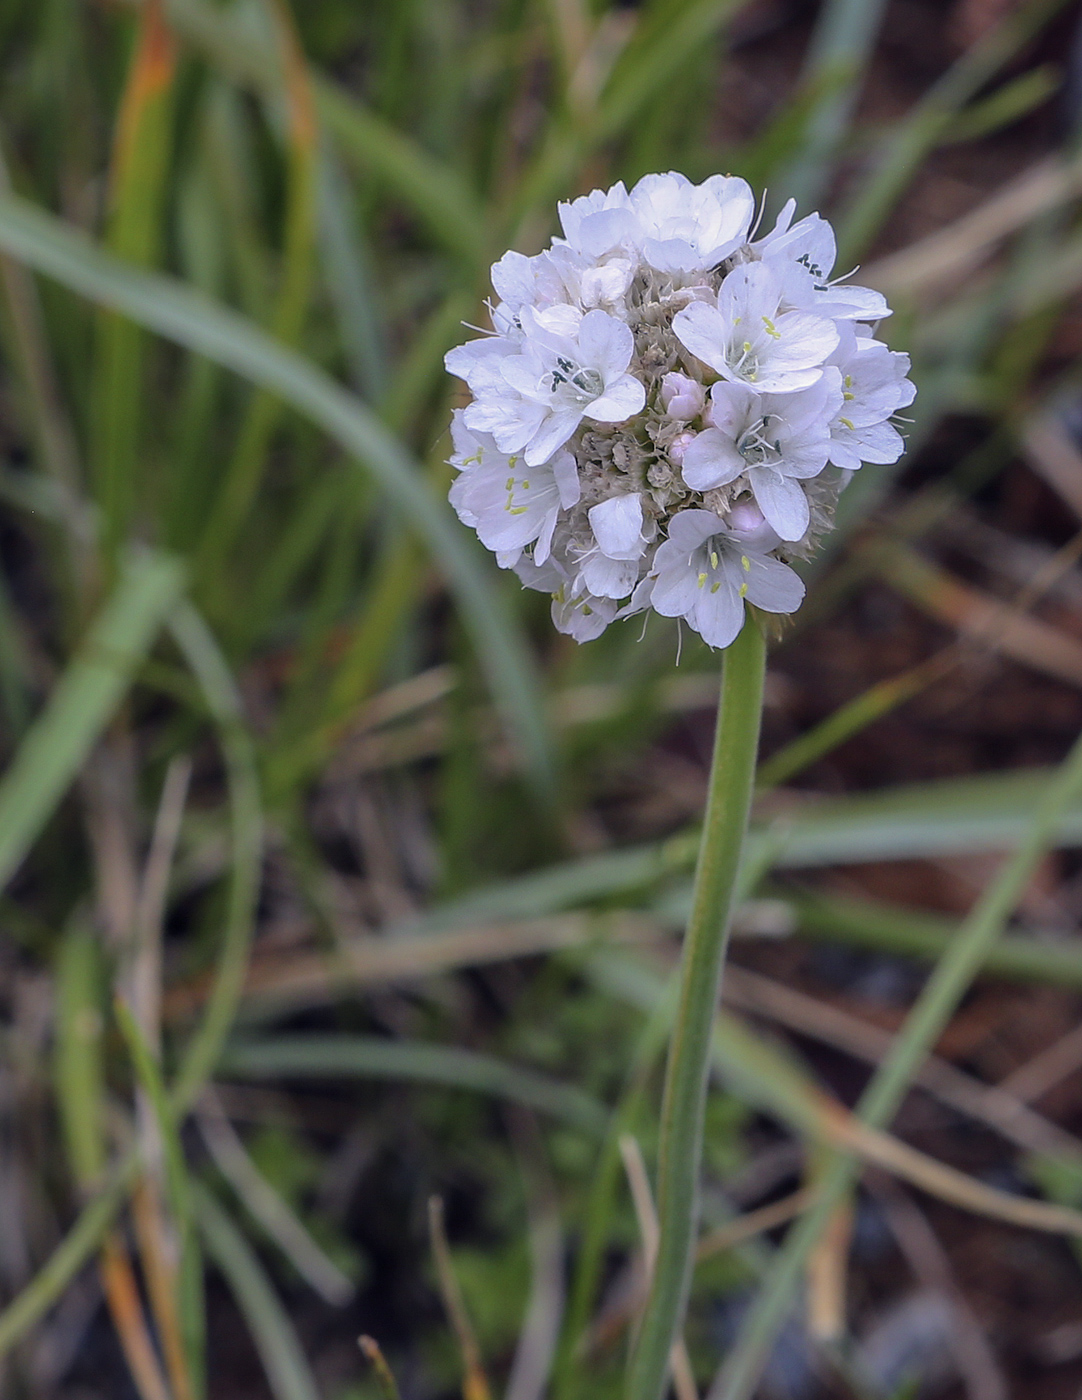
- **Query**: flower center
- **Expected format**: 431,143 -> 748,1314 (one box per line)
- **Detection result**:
737,414 -> 781,467
726,338 -> 760,383
547,356 -> 603,405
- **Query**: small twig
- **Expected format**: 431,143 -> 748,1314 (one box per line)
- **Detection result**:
998,1021 -> 1082,1105
130,1176 -> 193,1400
723,965 -> 1082,1161
358,1335 -> 401,1400
619,1135 -> 698,1400
428,1196 -> 491,1400
128,756 -> 196,1400
695,1187 -> 816,1263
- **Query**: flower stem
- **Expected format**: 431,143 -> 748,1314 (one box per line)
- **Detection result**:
626,617 -> 767,1400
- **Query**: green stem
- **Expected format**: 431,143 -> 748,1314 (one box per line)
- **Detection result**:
625,617 -> 766,1400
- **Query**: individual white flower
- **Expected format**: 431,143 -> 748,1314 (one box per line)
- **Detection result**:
488,248 -> 575,333
826,324 -> 916,471
462,306 -> 645,467
577,493 -> 652,598
552,586 -> 619,642
681,373 -> 842,540
628,172 -> 755,276
672,263 -> 838,394
557,182 -> 637,259
645,509 -> 805,648
755,201 -> 889,322
449,431 -> 580,567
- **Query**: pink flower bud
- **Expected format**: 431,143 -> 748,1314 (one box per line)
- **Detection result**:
669,431 -> 696,466
727,501 -> 766,534
660,372 -> 705,421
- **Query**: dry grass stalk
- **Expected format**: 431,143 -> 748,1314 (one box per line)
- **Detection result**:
618,1134 -> 699,1400
427,1196 -> 492,1400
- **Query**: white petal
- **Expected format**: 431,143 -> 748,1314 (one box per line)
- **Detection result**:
552,449 -> 581,509
589,493 -> 644,560
680,429 -> 745,491
672,301 -> 728,374
524,409 -> 582,465
749,469 -> 809,541
586,374 -> 646,423
738,553 -> 805,614
691,582 -> 744,649
577,309 -> 634,378
582,552 -> 640,598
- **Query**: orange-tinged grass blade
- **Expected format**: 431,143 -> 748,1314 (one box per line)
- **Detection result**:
100,1232 -> 172,1400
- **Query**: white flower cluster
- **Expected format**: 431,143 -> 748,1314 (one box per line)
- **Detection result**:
445,172 -> 915,648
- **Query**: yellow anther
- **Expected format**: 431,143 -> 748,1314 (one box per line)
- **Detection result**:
844,375 -> 852,389
709,550 -> 719,568
741,554 -> 751,572
843,391 -> 855,401
710,581 -> 721,593
739,582 -> 748,598
697,571 -> 708,588
840,416 -> 854,430
761,315 -> 780,339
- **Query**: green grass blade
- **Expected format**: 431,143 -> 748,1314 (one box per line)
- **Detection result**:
0,192 -> 554,801
788,888 -> 1082,988
0,1160 -> 136,1359
54,924 -> 107,1187
168,602 -> 262,1114
0,549 -> 185,888
218,1035 -> 609,1136
90,0 -> 177,566
194,1183 -> 322,1400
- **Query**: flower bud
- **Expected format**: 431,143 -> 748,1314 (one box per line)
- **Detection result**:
660,372 -> 705,421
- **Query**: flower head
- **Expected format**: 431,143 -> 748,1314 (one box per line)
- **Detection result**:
445,172 -> 914,648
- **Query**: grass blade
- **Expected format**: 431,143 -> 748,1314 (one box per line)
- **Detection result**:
194,1183 -> 321,1400
0,549 -> 185,889
218,1035 -> 609,1136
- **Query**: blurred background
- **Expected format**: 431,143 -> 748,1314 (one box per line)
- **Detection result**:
7,0 -> 1082,1397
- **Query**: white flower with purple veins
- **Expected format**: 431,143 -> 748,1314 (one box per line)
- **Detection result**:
646,509 -> 805,649
681,374 -> 842,541
445,171 -> 914,648
756,201 -> 889,322
672,263 -> 839,393
458,306 -> 645,467
827,324 -> 916,472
